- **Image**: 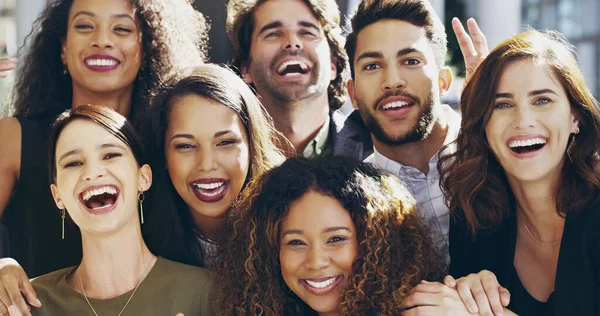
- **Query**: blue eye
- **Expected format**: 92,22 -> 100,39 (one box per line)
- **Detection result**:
494,102 -> 512,109
534,98 -> 551,105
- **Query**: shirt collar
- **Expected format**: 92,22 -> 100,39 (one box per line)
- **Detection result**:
303,115 -> 331,158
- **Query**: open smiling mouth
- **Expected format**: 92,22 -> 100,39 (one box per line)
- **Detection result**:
80,185 -> 119,212
508,138 -> 547,154
276,61 -> 309,76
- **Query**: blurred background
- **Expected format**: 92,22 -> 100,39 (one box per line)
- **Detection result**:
1,0 -> 599,112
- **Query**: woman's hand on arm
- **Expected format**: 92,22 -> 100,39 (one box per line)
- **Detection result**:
402,281 -> 477,316
444,270 -> 510,316
0,258 -> 40,316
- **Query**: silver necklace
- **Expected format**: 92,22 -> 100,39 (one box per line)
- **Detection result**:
518,213 -> 560,247
79,256 -> 156,316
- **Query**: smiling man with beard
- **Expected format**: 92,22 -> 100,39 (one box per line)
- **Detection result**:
227,0 -> 372,159
346,0 -> 488,262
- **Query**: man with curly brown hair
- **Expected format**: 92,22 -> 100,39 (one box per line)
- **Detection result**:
226,0 -> 372,159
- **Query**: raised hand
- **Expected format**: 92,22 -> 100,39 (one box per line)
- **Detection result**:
452,17 -> 489,79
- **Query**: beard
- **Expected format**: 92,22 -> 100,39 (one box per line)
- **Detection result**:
247,51 -> 330,102
358,90 -> 436,146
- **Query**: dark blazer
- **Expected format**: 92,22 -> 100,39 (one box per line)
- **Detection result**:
449,198 -> 600,316
330,110 -> 373,161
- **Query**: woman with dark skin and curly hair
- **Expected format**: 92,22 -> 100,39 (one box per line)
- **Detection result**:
0,0 -> 207,314
215,156 -> 446,315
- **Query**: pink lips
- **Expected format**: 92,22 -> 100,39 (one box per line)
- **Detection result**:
189,178 -> 228,203
300,276 -> 342,295
83,54 -> 121,72
378,96 -> 414,119
506,135 -> 548,159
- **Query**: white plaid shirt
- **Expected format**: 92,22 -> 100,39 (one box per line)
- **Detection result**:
365,107 -> 460,263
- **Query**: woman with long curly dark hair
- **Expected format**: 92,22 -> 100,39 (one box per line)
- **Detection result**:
0,0 -> 207,313
215,156 -> 446,315
438,29 -> 600,315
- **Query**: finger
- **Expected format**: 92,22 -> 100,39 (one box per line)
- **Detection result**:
410,282 -> 444,294
456,280 -> 479,313
3,275 -> 29,316
452,17 -> 476,60
403,292 -> 441,309
481,272 -> 504,316
443,275 -> 456,287
466,18 -> 489,56
0,287 -> 12,315
19,280 -> 40,308
7,304 -> 24,316
464,278 -> 494,316
499,287 -> 511,307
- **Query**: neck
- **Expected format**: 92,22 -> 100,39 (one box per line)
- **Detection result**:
373,105 -> 454,174
190,209 -> 224,242
260,92 -> 329,155
71,83 -> 134,118
509,171 -> 565,245
71,223 -> 155,299
319,311 -> 340,316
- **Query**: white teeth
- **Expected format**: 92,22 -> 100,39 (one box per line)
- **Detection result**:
82,186 -> 117,201
382,101 -> 409,110
85,59 -> 118,67
508,137 -> 547,148
193,183 -> 226,197
193,182 -> 225,190
305,277 -> 338,289
277,60 -> 308,74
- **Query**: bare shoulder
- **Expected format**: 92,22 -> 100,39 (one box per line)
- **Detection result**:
0,117 -> 21,175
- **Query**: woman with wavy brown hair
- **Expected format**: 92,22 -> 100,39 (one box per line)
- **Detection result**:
215,156 -> 446,315
439,29 -> 600,315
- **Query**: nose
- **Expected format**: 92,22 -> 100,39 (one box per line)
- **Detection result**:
196,147 -> 218,172
382,66 -> 406,92
91,26 -> 114,49
83,160 -> 107,181
513,104 -> 536,130
283,33 -> 303,51
305,245 -> 330,271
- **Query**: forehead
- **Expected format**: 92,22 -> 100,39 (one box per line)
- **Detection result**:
252,0 -> 321,32
69,0 -> 137,19
354,19 -> 432,60
56,119 -> 123,153
497,59 -> 565,94
167,94 -> 245,134
282,190 -> 353,230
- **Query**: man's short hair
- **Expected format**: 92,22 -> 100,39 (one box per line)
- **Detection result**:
226,0 -> 350,110
345,0 -> 448,79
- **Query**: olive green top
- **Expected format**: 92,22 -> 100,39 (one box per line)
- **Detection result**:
31,257 -> 215,316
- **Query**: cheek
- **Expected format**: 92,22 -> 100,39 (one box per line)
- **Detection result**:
166,154 -> 190,185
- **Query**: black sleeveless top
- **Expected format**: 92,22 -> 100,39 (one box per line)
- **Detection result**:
1,115 -> 82,277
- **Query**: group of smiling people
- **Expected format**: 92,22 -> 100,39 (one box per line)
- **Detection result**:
0,0 -> 598,315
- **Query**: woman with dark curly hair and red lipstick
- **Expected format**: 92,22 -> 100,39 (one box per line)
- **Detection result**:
215,156 -> 446,315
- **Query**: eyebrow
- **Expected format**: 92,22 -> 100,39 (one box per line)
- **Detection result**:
356,48 -> 422,63
57,142 -> 127,163
169,130 -> 234,142
495,88 -> 559,99
72,11 -> 135,22
281,226 -> 352,237
257,20 -> 321,37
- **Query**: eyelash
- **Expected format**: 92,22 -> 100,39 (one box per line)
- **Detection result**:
62,152 -> 120,168
329,236 -> 347,243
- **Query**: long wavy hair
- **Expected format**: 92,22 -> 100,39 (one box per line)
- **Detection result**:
143,64 -> 286,267
439,29 -> 600,235
216,156 -> 446,315
8,0 -> 208,126
226,0 -> 349,110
